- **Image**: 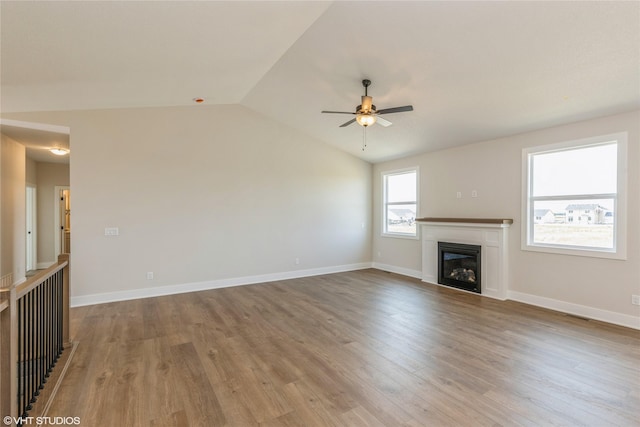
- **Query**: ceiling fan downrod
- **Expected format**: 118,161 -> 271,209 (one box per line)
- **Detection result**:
362,79 -> 371,96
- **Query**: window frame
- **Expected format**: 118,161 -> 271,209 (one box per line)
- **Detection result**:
382,167 -> 419,239
521,132 -> 627,260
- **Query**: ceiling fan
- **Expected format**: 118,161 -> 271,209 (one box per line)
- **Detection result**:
321,79 -> 413,128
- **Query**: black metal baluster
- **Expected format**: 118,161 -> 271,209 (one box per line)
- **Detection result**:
53,273 -> 59,363
47,278 -> 52,374
36,283 -> 42,396
26,291 -> 32,411
23,292 -> 27,415
30,290 -> 34,407
44,278 -> 50,382
31,289 -> 36,406
55,272 -> 60,360
18,297 -> 24,418
34,287 -> 39,398
24,292 -> 29,415
58,271 -> 63,357
24,291 -> 28,413
49,282 -> 56,371
31,290 -> 36,408
41,279 -> 46,385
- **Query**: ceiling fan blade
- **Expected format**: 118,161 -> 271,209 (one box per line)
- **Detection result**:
377,105 -> 413,115
339,118 -> 357,127
322,110 -> 356,115
376,116 -> 392,127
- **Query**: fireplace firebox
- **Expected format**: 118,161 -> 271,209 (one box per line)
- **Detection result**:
437,242 -> 481,293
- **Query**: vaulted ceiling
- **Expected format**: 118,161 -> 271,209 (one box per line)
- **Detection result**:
2,1 -> 639,163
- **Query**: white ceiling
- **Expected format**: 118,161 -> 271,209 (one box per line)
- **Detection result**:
0,122 -> 70,164
1,1 -> 639,163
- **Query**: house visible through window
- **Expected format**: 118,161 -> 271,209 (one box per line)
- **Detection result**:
382,168 -> 418,238
522,132 -> 627,259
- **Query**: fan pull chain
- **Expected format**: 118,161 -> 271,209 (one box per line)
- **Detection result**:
362,127 -> 367,151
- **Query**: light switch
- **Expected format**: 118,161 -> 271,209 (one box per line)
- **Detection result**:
104,227 -> 119,236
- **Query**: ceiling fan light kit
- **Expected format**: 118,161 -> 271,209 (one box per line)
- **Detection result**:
356,113 -> 376,127
321,79 -> 413,150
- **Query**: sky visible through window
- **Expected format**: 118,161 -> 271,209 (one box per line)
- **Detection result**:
387,171 -> 417,203
532,142 -> 617,199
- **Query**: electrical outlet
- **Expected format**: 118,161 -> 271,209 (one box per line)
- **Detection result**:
456,191 -> 462,199
632,295 -> 640,305
146,272 -> 154,280
471,190 -> 478,198
295,258 -> 300,265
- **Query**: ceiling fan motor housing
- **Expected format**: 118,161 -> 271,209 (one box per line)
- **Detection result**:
356,104 -> 376,114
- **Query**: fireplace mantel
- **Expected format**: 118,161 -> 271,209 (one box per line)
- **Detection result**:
419,219 -> 512,300
417,217 -> 513,225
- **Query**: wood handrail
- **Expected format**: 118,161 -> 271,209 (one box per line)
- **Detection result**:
15,261 -> 68,300
0,273 -> 13,292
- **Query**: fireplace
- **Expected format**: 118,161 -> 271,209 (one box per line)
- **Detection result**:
420,218 -> 511,299
438,242 -> 481,293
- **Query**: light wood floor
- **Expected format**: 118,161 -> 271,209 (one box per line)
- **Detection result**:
49,269 -> 639,426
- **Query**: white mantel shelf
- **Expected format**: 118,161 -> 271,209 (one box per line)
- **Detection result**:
418,218 -> 512,300
416,217 -> 513,225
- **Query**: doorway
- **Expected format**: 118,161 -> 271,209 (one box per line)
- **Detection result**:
54,186 -> 71,257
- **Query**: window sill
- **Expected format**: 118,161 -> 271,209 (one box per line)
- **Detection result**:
382,232 -> 419,240
522,243 -> 626,260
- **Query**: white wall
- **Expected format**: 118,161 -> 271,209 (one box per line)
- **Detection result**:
373,110 -> 640,326
25,157 -> 36,186
0,134 -> 26,284
4,105 -> 372,302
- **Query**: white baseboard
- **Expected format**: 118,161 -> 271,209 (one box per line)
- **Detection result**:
374,262 -> 640,330
69,261 -> 639,331
371,262 -> 422,280
71,262 -> 373,307
508,290 -> 640,330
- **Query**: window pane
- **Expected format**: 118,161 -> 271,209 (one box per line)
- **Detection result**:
532,143 -> 617,197
386,204 -> 416,234
387,171 -> 417,203
532,199 -> 614,249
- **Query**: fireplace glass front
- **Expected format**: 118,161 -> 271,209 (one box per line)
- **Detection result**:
437,242 -> 481,293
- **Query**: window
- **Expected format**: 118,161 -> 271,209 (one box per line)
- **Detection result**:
522,132 -> 627,259
382,168 -> 418,238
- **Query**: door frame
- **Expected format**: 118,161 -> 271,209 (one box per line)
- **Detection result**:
54,185 -> 70,258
